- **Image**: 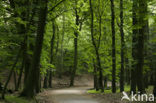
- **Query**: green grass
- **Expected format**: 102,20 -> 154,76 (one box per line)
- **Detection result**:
87,85 -> 130,94
4,95 -> 35,103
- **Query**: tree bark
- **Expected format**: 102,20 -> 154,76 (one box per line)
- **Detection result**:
59,14 -> 65,78
119,0 -> 124,92
49,21 -> 56,88
70,8 -> 79,86
131,0 -> 138,94
16,35 -> 28,91
13,71 -> 17,91
110,0 -> 116,93
21,0 -> 48,97
89,0 -> 104,92
93,59 -> 98,90
136,0 -> 146,93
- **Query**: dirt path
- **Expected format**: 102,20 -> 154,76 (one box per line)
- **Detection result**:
37,87 -> 100,103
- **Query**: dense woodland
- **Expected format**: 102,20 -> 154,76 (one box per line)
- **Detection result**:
0,0 -> 156,101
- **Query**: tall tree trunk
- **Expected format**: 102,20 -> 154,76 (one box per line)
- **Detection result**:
21,0 -> 48,97
110,0 -> 116,93
59,14 -> 65,78
44,21 -> 56,88
49,21 -> 56,88
136,0 -> 146,93
119,0 -> 124,92
70,9 -> 79,86
98,16 -> 104,92
131,0 -> 138,94
143,0 -> 149,90
89,0 -> 104,92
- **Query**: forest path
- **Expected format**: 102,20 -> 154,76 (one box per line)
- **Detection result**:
38,86 -> 100,103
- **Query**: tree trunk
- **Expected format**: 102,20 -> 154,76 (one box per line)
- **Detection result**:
110,0 -> 116,93
49,21 -> 56,88
119,0 -> 124,92
93,59 -> 98,90
104,77 -> 107,89
16,35 -> 28,91
125,58 -> 130,85
21,0 -> 48,97
59,14 -> 65,78
143,0 -> 149,90
24,55 -> 31,87
136,0 -> 147,93
43,71 -> 48,88
98,16 -> 104,92
13,71 -> 17,91
89,0 -> 104,92
131,0 -> 138,94
70,9 -> 79,87
95,49 -> 104,92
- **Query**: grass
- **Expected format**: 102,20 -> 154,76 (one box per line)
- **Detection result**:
87,85 -> 155,95
2,95 -> 35,103
87,85 -> 130,94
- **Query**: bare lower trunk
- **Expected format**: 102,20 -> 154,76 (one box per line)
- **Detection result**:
93,59 -> 98,90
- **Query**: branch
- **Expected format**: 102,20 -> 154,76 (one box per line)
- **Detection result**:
49,9 -> 73,21
48,0 -> 66,13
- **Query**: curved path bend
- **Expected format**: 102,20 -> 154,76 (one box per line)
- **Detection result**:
39,87 -> 99,103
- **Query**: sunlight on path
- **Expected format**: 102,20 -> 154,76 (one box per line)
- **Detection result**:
48,87 -> 99,103
52,89 -> 82,95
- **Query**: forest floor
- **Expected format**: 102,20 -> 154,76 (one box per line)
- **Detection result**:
37,75 -> 156,103
37,86 -> 100,103
36,74 -> 126,103
0,74 -> 155,103
37,86 -> 156,103
37,86 -> 132,103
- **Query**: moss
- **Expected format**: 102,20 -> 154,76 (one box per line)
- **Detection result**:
5,95 -> 35,103
87,90 -> 102,94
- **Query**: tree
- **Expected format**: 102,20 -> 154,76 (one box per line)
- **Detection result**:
70,0 -> 79,86
110,0 -> 116,93
21,0 -> 48,97
119,0 -> 125,92
131,0 -> 138,93
136,0 -> 147,93
89,0 -> 104,92
49,21 -> 56,88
